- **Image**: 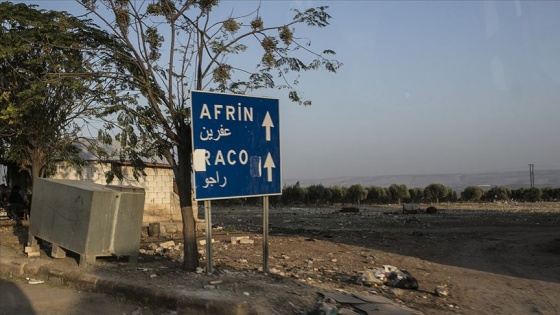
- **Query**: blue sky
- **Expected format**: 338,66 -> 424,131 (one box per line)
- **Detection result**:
22,0 -> 560,181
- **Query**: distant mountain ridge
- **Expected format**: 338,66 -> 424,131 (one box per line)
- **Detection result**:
285,169 -> 560,192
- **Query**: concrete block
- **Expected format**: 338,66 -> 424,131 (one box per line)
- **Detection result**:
51,245 -> 67,259
24,245 -> 40,253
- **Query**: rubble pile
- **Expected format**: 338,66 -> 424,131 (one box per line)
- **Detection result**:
356,265 -> 419,290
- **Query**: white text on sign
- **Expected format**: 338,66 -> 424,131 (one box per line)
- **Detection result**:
199,103 -> 253,121
205,149 -> 249,166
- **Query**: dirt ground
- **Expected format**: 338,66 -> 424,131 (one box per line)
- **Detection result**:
2,202 -> 560,314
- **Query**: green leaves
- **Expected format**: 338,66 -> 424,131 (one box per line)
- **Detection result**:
114,1 -> 130,36
0,2 -> 131,182
213,63 -> 232,89
292,6 -> 332,27
146,27 -> 163,61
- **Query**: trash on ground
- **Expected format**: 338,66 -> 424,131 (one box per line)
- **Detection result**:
26,278 -> 44,284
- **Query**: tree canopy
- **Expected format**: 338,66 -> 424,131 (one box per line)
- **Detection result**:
0,2 -> 125,183
389,184 -> 409,204
424,183 -> 448,203
461,186 -> 484,202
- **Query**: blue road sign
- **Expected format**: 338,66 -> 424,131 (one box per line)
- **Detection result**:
191,91 -> 281,200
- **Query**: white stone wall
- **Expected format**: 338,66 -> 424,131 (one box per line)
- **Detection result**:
53,162 -> 183,223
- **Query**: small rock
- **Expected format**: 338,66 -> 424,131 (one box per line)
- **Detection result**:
382,265 -> 399,272
243,292 -> 250,296
231,236 -> 250,244
159,240 -> 176,248
149,273 -> 157,278
391,288 -> 405,297
199,239 -> 215,246
435,284 -> 449,297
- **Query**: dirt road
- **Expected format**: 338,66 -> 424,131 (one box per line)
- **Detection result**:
0,278 -> 177,315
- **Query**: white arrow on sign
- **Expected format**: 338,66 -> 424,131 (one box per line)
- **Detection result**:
264,153 -> 276,182
261,111 -> 274,141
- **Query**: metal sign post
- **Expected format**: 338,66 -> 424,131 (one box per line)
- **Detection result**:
204,200 -> 212,274
263,196 -> 268,273
263,196 -> 269,273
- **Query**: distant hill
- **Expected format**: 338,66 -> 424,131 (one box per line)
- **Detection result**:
285,169 -> 560,192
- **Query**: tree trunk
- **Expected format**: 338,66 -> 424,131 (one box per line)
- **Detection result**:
28,148 -> 46,191
176,127 -> 198,272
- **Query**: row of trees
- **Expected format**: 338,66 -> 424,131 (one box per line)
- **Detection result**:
270,182 -> 560,206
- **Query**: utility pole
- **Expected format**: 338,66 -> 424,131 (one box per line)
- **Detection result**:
529,164 -> 535,188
